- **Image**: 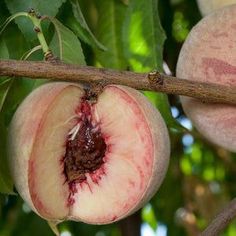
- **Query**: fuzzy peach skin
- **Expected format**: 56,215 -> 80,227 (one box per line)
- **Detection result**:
176,5 -> 236,152
8,82 -> 170,224
197,0 -> 236,16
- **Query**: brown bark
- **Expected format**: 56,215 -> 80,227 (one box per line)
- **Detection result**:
0,59 -> 235,105
200,198 -> 236,236
119,211 -> 141,236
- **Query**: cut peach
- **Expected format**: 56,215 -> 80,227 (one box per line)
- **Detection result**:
8,82 -> 170,223
177,5 -> 236,152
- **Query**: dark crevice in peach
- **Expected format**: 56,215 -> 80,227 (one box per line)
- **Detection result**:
63,99 -> 107,205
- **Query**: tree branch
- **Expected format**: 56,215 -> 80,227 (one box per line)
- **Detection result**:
200,198 -> 236,236
0,59 -> 235,105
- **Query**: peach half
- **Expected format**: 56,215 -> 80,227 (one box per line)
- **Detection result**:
177,5 -> 236,152
8,82 -> 170,223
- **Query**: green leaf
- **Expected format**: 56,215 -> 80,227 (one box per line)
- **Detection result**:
4,0 -> 66,41
0,121 -> 14,194
0,1 -> 9,26
142,204 -> 158,230
2,23 -> 29,59
3,79 -> 38,127
0,80 -> 14,194
94,0 -> 128,69
0,79 -> 12,112
123,0 -> 182,130
143,91 -> 187,133
21,45 -> 42,60
0,38 -> 9,58
0,12 -> 28,36
123,0 -> 165,71
0,39 -> 14,194
69,0 -> 106,51
49,18 -> 85,65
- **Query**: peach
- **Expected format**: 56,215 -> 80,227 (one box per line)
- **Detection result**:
197,0 -> 236,16
8,82 -> 170,223
176,5 -> 236,152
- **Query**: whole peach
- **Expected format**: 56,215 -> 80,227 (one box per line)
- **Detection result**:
177,5 -> 236,152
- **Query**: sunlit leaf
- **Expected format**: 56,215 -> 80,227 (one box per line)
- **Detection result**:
191,143 -> 202,164
123,0 -> 165,71
172,11 -> 190,43
203,166 -> 215,181
123,0 -> 182,130
142,204 -> 158,230
94,0 -> 128,69
180,155 -> 192,175
225,222 -> 236,236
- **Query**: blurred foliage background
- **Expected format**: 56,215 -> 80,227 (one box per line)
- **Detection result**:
0,0 -> 236,235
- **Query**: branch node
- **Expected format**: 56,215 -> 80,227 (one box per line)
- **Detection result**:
147,70 -> 164,86
34,26 -> 41,33
44,51 -> 59,63
85,80 -> 108,102
36,13 -> 42,19
28,8 -> 35,15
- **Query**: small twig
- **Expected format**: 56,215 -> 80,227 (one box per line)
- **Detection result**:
28,9 -> 49,55
0,59 -> 235,105
27,9 -> 56,61
200,198 -> 236,236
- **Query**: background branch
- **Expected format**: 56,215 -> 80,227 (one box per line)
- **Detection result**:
0,59 -> 235,105
200,198 -> 236,236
